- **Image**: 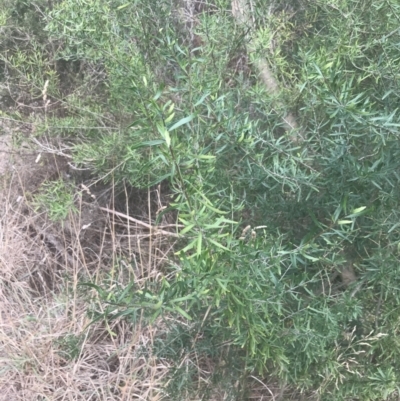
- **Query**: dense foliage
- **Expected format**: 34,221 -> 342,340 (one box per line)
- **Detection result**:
2,0 -> 400,399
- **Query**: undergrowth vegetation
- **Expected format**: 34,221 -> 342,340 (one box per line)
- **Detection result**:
2,0 -> 400,400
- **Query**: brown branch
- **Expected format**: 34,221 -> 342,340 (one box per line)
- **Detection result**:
231,0 -> 301,143
99,207 -> 181,238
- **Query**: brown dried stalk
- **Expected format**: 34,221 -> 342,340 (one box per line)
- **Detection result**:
99,206 -> 181,238
231,0 -> 301,143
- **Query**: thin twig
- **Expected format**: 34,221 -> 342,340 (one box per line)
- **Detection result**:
99,206 -> 181,238
250,376 -> 276,400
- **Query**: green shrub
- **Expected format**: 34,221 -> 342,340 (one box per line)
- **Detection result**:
33,179 -> 77,221
4,0 -> 400,399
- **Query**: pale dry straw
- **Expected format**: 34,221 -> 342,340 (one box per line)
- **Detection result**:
0,152 -> 171,400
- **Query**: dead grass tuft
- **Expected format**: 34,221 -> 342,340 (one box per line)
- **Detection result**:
0,139 -> 174,400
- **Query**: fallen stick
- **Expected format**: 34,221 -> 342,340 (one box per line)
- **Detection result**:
99,206 -> 181,238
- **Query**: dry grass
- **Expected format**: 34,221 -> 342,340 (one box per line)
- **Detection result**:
0,142 -> 174,401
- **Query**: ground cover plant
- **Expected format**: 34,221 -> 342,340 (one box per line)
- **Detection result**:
2,0 -> 400,400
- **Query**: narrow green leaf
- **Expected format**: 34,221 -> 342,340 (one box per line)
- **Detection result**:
117,3 -> 130,10
197,154 -> 216,160
194,92 -> 210,107
196,233 -> 202,256
302,254 -> 319,262
204,217 -> 237,229
164,131 -> 171,147
180,239 -> 197,253
207,238 -> 230,251
388,222 -> 400,234
127,120 -> 142,128
338,220 -> 353,225
148,173 -> 172,186
348,206 -> 367,216
205,203 -> 227,214
79,282 -> 107,298
170,294 -> 195,303
216,277 -> 229,292
178,217 -> 190,225
164,112 -> 175,123
156,123 -> 171,147
180,223 -> 195,235
152,90 -> 162,101
132,140 -> 165,149
142,300 -> 163,310
169,114 -> 194,131
173,305 -> 192,320
229,291 -> 245,306
167,103 -> 175,113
